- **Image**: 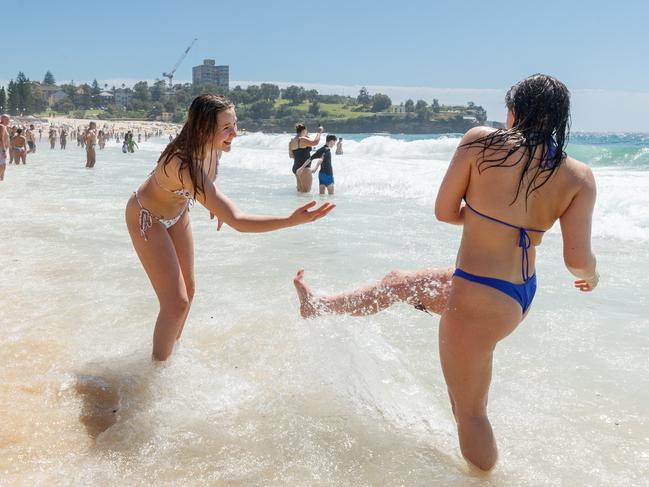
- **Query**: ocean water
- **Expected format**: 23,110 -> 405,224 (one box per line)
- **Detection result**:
1,131 -> 647,486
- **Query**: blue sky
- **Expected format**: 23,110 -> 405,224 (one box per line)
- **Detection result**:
3,0 -> 648,130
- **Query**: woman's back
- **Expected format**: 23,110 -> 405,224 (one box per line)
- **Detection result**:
290,137 -> 312,173
443,127 -> 594,284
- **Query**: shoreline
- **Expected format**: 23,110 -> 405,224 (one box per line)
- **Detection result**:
10,115 -> 182,134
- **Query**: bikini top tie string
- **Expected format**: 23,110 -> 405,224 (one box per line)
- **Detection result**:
518,228 -> 533,282
464,199 -> 545,283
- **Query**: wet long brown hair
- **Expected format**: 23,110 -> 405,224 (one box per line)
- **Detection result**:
462,74 -> 571,207
158,94 -> 234,198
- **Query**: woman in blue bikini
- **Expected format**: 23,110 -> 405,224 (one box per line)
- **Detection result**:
126,94 -> 334,362
293,74 -> 599,470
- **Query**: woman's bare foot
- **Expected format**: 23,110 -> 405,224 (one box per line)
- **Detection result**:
293,269 -> 321,318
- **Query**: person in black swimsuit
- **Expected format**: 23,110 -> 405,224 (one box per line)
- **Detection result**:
289,122 -> 323,192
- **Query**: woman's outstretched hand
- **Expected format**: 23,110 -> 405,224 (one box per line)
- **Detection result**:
290,201 -> 335,225
210,211 -> 224,231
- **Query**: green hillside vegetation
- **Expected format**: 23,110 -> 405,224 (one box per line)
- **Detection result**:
2,71 -> 487,133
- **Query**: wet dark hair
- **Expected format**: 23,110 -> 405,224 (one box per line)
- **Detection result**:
463,74 -> 571,206
159,94 -> 234,199
295,122 -> 306,135
326,134 -> 337,143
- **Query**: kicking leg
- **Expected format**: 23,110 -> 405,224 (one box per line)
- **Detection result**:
293,267 -> 453,318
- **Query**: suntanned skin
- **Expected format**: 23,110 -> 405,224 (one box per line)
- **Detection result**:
11,132 -> 27,164
0,115 -> 9,180
25,125 -> 36,153
49,129 -> 57,149
289,126 -> 323,193
294,109 -> 598,471
125,108 -> 335,361
85,123 -> 97,168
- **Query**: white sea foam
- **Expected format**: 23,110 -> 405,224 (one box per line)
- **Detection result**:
1,133 -> 647,485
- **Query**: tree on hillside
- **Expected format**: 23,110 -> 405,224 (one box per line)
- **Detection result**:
246,84 -> 261,101
15,72 -> 34,114
0,87 -> 6,112
151,79 -> 166,102
91,79 -> 101,108
308,100 -> 320,116
30,82 -> 47,113
404,99 -> 415,113
415,99 -> 429,120
43,70 -> 56,86
260,83 -> 280,102
61,83 -> 77,106
283,85 -> 306,104
431,98 -> 440,113
357,87 -> 371,107
7,81 -> 17,114
371,93 -> 392,112
53,99 -> 75,114
228,85 -> 250,105
133,81 -> 150,103
305,89 -> 319,102
249,100 -> 273,119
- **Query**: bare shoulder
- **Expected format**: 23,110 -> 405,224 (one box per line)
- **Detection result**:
157,154 -> 186,185
457,126 -> 497,150
453,126 -> 498,161
463,125 -> 496,141
563,155 -> 596,189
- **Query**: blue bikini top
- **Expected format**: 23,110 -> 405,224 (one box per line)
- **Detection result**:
463,139 -> 558,282
464,201 -> 545,283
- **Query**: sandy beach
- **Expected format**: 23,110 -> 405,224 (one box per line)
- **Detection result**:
15,115 -> 182,137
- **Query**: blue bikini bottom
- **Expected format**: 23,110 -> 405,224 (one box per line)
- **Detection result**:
453,268 -> 537,313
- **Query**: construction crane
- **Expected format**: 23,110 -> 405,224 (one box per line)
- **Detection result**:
163,38 -> 198,88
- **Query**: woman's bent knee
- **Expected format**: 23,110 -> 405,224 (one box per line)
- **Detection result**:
185,282 -> 196,303
380,271 -> 410,299
160,294 -> 190,315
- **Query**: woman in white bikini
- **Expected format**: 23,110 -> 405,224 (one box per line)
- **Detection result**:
125,94 -> 335,361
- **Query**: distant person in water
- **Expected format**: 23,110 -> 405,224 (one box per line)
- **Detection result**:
125,94 -> 335,361
26,124 -> 36,153
60,129 -> 67,149
127,132 -> 139,153
85,122 -> 97,168
289,123 -> 323,193
98,130 -> 106,150
310,134 -> 338,195
0,114 -> 9,180
293,74 -> 599,471
49,128 -> 57,149
11,128 -> 28,164
335,137 -> 343,155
